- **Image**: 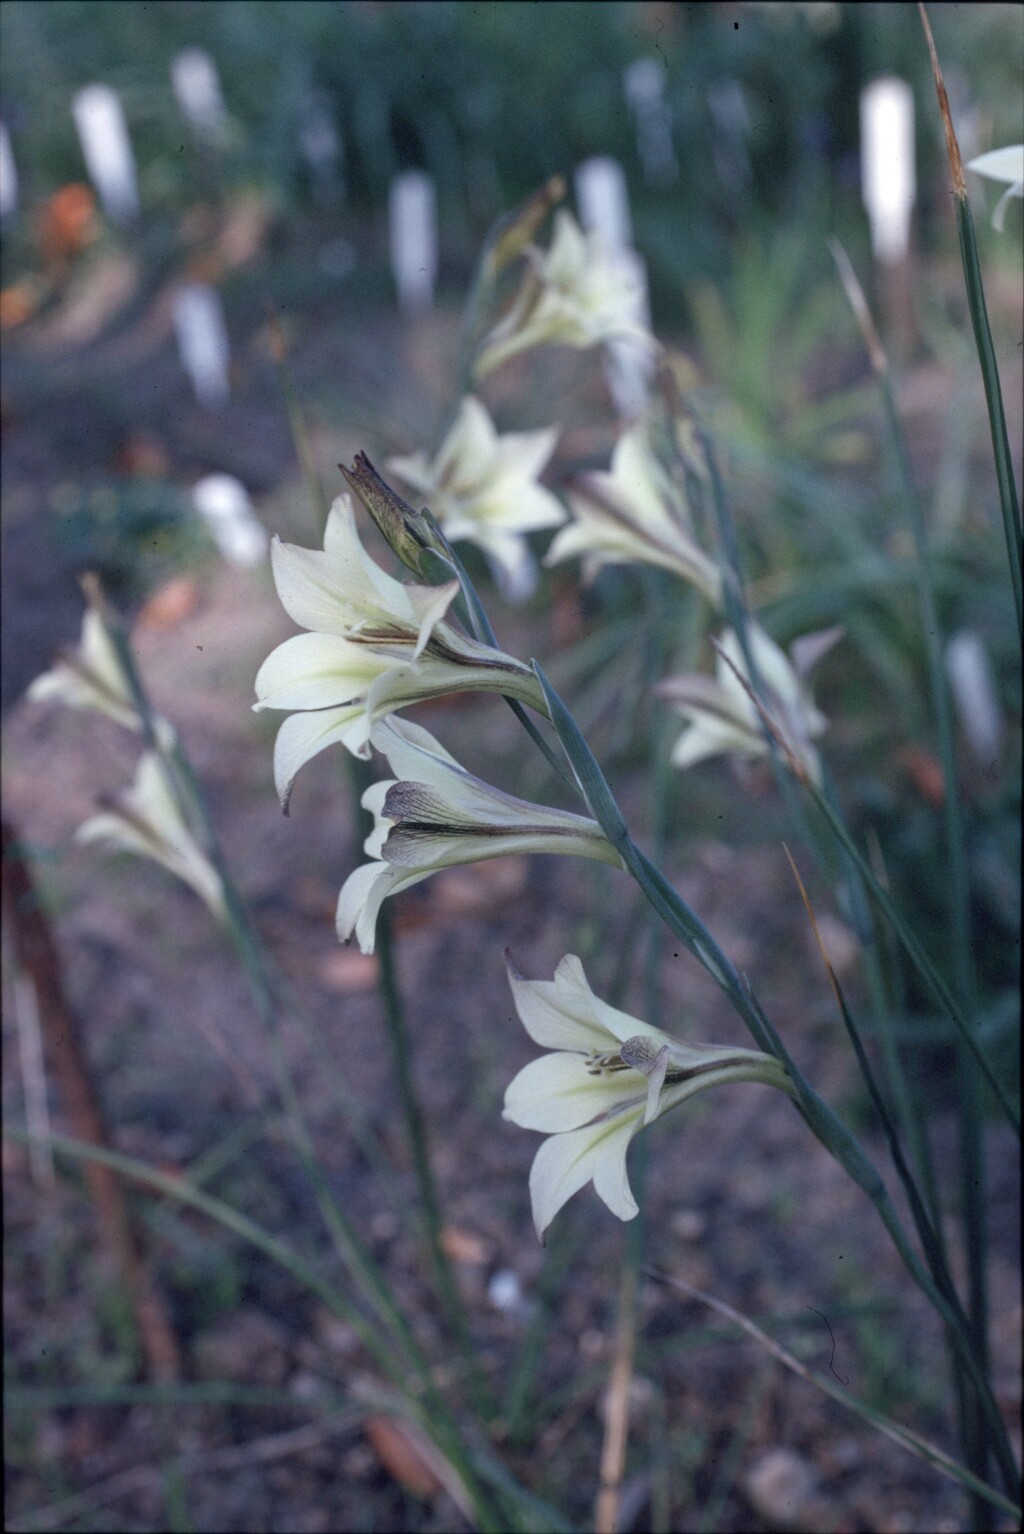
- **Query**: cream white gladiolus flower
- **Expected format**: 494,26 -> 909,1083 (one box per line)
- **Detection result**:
966,145 -> 1024,232
656,623 -> 833,785
253,494 -> 545,806
387,395 -> 565,599
77,751 -> 226,920
545,424 -> 722,603
475,210 -> 655,377
503,954 -> 790,1239
28,607 -> 174,745
337,719 -> 622,954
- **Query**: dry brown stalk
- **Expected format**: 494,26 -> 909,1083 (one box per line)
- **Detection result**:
2,818 -> 181,1382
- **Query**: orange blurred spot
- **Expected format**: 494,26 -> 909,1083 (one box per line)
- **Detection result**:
897,745 -> 946,807
136,575 -> 201,631
110,431 -> 171,478
36,183 -> 100,263
0,282 -> 41,328
364,1417 -> 442,1499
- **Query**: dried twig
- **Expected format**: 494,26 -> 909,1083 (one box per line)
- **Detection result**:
1,819 -> 180,1382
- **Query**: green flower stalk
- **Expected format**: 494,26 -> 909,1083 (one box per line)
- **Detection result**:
253,494 -> 545,806
337,719 -> 622,954
503,954 -> 791,1239
388,395 -> 565,599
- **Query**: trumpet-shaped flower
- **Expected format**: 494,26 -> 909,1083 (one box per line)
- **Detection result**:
388,396 -> 565,599
253,494 -> 545,806
77,751 -> 226,920
655,623 -> 834,785
545,424 -> 722,605
28,607 -> 174,745
337,719 -> 622,954
503,953 -> 790,1239
475,211 -> 655,377
966,145 -> 1024,231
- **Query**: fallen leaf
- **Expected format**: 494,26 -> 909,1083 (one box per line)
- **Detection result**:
318,948 -> 380,993
36,183 -> 100,263
136,576 -> 201,631
26,252 -> 138,351
897,745 -> 945,808
0,281 -> 45,329
440,1226 -> 493,1265
364,1416 -> 442,1499
110,431 -> 170,479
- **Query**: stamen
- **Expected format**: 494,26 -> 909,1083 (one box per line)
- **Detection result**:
585,1050 -> 631,1076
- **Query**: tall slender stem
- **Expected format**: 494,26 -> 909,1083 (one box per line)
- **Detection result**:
347,754 -> 491,1415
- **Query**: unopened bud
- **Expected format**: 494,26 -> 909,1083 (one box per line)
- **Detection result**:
484,174 -> 567,280
340,453 -> 449,582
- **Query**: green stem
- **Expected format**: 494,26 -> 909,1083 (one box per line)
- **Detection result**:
805,779 -> 1017,1131
101,616 -> 516,1516
953,196 -> 1023,639
875,365 -> 990,1489
346,754 -> 491,1417
531,660 -> 1019,1497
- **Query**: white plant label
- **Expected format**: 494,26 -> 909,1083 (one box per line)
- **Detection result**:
171,48 -> 228,138
172,283 -> 231,407
0,121 -> 18,217
860,76 -> 916,263
575,156 -> 633,253
624,58 -> 678,186
574,159 -> 651,419
192,473 -> 268,567
388,171 -> 437,313
606,248 -> 654,421
72,83 -> 139,224
300,89 -> 344,204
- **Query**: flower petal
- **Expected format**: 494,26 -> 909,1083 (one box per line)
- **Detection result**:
254,632 -> 385,713
272,704 -> 369,807
966,145 -> 1024,187
503,1052 -> 644,1132
335,859 -> 432,954
528,1111 -> 640,1239
507,954 -> 630,1052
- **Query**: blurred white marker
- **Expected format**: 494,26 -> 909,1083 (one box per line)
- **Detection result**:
171,48 -> 228,141
72,83 -> 139,224
487,1268 -> 534,1323
575,156 -> 651,420
945,630 -> 1002,769
624,57 -> 678,187
709,78 -> 752,195
172,283 -> 231,407
300,88 -> 344,205
860,77 -> 916,263
388,171 -> 437,313
0,121 -> 18,217
192,473 -> 268,567
576,155 -> 633,252
13,974 -> 54,1187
